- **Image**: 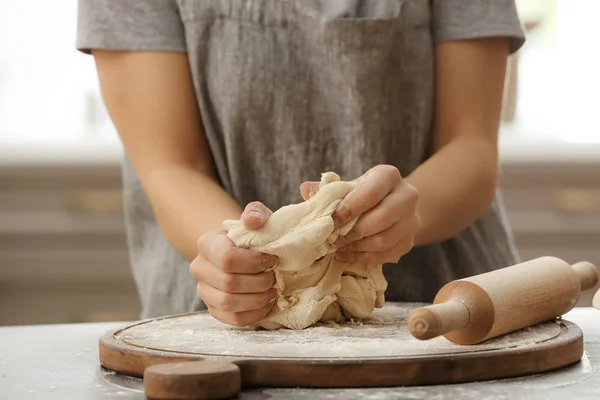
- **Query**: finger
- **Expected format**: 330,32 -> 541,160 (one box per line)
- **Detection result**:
197,281 -> 278,313
199,260 -> 276,294
198,229 -> 278,274
341,217 -> 412,252
335,235 -> 415,264
189,251 -> 211,281
332,165 -> 400,229
335,185 -> 419,247
241,201 -> 273,230
208,303 -> 275,327
300,181 -> 320,201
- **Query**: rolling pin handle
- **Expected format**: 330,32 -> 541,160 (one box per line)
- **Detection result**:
408,300 -> 470,341
144,360 -> 241,400
572,261 -> 599,291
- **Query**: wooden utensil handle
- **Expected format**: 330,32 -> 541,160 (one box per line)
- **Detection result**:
144,360 -> 241,400
572,261 -> 599,291
408,300 -> 470,340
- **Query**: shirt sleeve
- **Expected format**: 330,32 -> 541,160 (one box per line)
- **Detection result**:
431,0 -> 526,54
76,0 -> 186,54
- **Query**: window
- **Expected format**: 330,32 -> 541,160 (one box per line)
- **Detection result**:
0,0 -> 597,156
0,0 -> 117,160
505,0 -> 600,143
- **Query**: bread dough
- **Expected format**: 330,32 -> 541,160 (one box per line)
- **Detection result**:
223,172 -> 388,330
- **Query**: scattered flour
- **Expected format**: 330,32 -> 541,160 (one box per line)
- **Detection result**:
116,304 -> 562,359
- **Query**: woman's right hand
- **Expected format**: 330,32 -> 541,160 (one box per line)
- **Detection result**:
190,202 -> 279,327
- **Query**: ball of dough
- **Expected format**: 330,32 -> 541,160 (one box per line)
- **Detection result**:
223,172 -> 388,330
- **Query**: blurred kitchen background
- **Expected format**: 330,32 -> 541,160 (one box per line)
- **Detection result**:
1,0 -> 599,326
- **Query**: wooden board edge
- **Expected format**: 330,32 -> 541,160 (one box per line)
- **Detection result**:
98,320 -> 583,387
244,321 -> 584,387
99,327 -> 203,378
98,311 -> 210,376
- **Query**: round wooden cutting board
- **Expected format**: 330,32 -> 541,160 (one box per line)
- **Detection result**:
99,303 -> 583,399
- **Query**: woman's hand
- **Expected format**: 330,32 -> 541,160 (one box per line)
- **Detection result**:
301,165 -> 420,264
190,202 -> 279,327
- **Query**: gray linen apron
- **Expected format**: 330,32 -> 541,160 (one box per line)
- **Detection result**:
114,0 -> 521,318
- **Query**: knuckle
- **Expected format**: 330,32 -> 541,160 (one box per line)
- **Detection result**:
372,212 -> 391,230
209,232 -> 227,257
371,235 -> 389,251
378,164 -> 401,180
231,313 -> 248,327
219,249 -> 236,272
222,272 -> 239,292
197,234 -> 208,253
189,259 -> 199,278
404,183 -> 420,203
189,257 -> 208,281
364,185 -> 380,201
218,294 -> 236,312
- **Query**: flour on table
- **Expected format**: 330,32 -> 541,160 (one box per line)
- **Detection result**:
117,304 -> 565,359
223,172 -> 388,330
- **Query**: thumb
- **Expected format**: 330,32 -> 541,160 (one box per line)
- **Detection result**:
241,201 -> 273,230
300,181 -> 320,201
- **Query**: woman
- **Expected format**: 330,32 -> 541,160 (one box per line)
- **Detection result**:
77,0 -> 525,327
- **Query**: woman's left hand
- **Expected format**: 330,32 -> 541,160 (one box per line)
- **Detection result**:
300,165 -> 420,264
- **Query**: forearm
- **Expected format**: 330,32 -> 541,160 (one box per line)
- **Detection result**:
91,50 -> 242,260
406,136 -> 498,246
145,165 -> 243,261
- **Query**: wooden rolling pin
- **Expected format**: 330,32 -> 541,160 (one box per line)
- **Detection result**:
408,256 -> 599,345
